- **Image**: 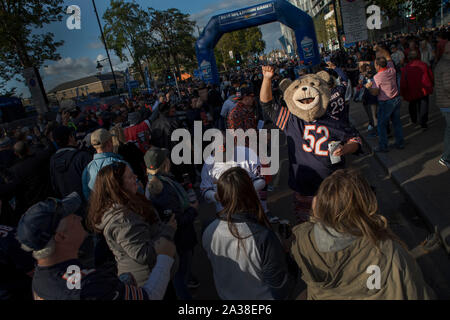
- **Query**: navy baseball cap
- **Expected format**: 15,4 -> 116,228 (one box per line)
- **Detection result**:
144,147 -> 169,170
17,192 -> 82,251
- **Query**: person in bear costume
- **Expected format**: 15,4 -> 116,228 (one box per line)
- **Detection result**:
260,65 -> 361,223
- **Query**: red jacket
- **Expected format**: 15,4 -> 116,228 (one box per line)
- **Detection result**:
400,59 -> 434,102
124,120 -> 152,153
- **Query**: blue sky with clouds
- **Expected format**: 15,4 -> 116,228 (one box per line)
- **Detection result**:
7,0 -> 283,98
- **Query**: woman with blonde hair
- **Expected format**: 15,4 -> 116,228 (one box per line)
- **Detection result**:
290,169 -> 435,300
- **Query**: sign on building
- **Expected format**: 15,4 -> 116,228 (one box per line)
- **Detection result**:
340,0 -> 368,43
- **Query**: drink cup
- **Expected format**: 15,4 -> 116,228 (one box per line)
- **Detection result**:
328,141 -> 342,164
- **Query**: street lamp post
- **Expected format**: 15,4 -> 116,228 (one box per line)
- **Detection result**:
96,61 -> 103,74
96,57 -> 111,74
173,70 -> 181,100
92,0 -> 118,95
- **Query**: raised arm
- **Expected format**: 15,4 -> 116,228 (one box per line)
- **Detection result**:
260,66 -> 275,103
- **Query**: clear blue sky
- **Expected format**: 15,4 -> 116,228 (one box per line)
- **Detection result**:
6,0 -> 283,98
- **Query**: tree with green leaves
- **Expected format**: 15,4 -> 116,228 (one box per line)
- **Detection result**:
0,0 -> 65,96
103,2 -> 196,82
147,7 -> 197,77
103,0 -> 147,83
313,13 -> 329,48
214,27 -> 265,70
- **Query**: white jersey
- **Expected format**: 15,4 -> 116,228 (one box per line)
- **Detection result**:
200,146 -> 266,212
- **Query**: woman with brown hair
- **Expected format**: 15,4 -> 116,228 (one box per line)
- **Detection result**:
290,169 -> 435,300
202,166 -> 294,300
87,162 -> 178,289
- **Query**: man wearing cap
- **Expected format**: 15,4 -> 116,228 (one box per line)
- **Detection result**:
16,192 -> 176,300
81,128 -> 127,200
50,126 -> 92,202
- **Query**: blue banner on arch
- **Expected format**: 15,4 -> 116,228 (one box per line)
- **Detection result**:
195,0 -> 320,85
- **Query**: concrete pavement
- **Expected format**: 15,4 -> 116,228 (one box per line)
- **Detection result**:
349,95 -> 450,245
190,117 -> 450,299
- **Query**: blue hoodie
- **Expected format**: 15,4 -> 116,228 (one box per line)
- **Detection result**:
81,152 -> 127,200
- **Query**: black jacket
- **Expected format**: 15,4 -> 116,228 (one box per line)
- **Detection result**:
9,144 -> 56,216
49,147 -> 93,200
150,114 -> 180,150
146,174 -> 198,253
0,150 -> 16,170
117,142 -> 146,185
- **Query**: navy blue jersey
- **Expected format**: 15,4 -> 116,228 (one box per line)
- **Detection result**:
326,85 -> 347,122
261,95 -> 361,196
32,259 -> 148,300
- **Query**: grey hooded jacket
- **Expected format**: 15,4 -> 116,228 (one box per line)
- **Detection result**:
96,204 -> 177,287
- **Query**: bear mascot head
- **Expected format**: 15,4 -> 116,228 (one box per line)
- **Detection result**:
279,71 -> 334,122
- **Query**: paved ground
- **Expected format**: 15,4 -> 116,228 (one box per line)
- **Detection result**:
349,95 -> 450,231
189,105 -> 450,299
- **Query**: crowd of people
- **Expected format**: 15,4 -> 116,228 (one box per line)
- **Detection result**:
0,25 -> 448,300
322,28 -> 449,162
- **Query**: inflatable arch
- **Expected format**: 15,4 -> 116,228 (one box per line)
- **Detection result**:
195,0 -> 321,84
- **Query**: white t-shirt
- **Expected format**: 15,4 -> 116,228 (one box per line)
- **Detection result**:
200,146 -> 264,212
